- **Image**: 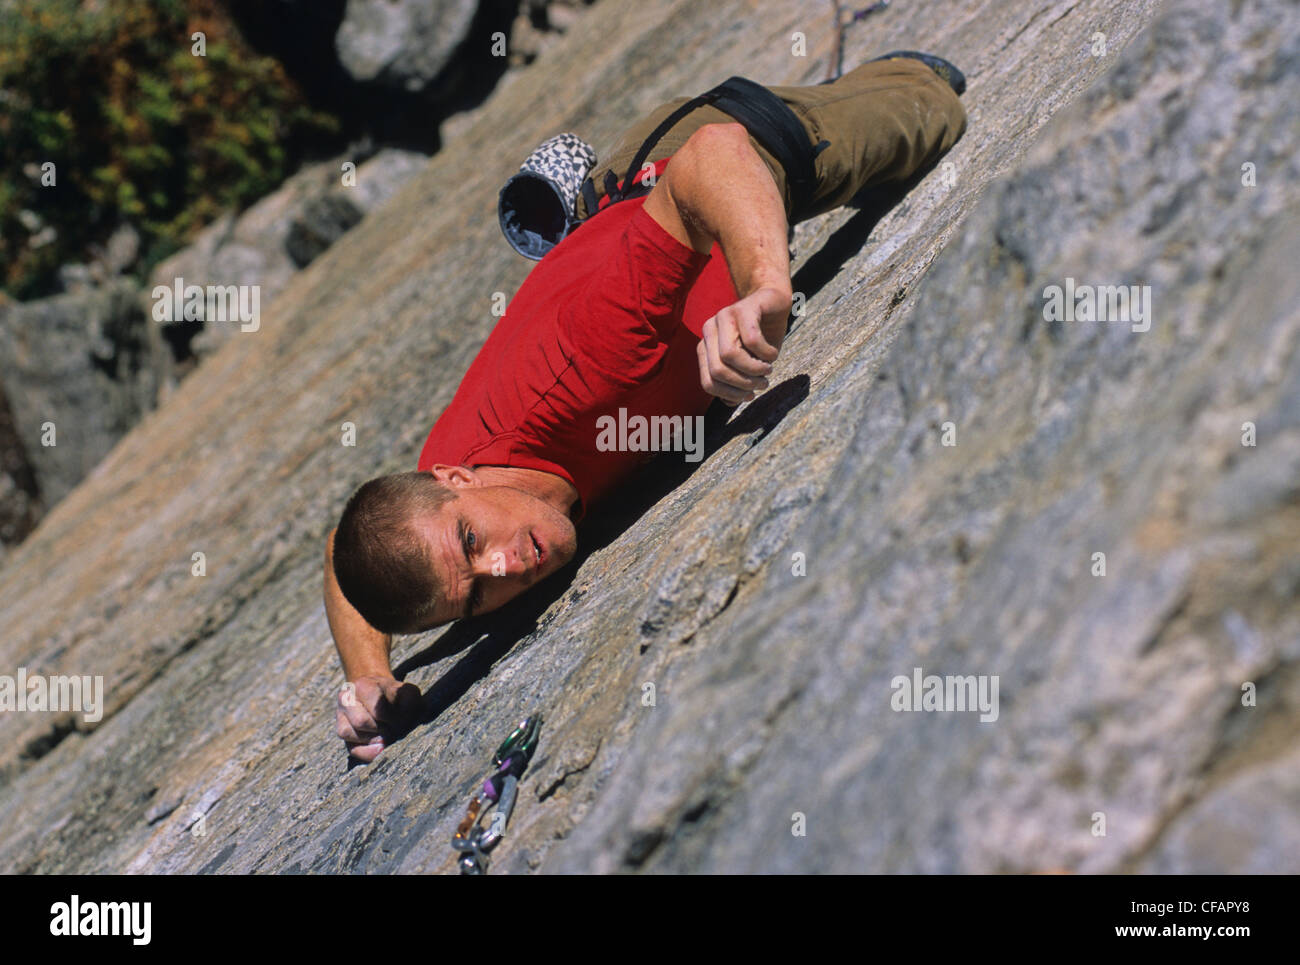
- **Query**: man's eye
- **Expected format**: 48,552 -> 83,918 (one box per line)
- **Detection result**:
466,529 -> 477,551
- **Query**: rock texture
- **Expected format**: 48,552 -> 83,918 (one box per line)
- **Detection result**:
0,0 -> 1296,874
0,279 -> 165,508
0,384 -> 41,566
146,149 -> 427,363
335,0 -> 482,91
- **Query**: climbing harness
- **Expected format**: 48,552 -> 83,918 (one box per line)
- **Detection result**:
587,75 -> 828,223
450,714 -> 542,874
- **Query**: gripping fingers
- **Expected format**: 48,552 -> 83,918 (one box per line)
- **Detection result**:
703,321 -> 768,393
348,739 -> 386,763
697,340 -> 754,404
715,310 -> 776,376
336,707 -> 385,760
336,696 -> 380,744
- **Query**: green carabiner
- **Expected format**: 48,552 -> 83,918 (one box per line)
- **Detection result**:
494,714 -> 542,766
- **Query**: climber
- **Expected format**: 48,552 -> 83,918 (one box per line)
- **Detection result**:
326,53 -> 968,761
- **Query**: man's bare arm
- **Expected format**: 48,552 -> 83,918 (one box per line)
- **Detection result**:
643,122 -> 795,404
324,528 -> 422,762
323,527 -> 392,680
643,122 -> 791,298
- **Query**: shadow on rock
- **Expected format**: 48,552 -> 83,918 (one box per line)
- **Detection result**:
791,165 -> 944,328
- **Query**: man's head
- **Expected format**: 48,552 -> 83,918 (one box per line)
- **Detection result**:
332,466 -> 577,634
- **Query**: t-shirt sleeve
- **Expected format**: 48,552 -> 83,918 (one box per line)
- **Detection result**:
620,203 -> 713,327
562,203 -> 712,383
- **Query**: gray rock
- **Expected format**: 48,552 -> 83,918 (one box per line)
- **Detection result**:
56,263 -> 96,295
149,150 -> 428,358
0,382 -> 41,553
286,194 -> 363,269
1,152 -> 424,555
98,223 -> 140,278
286,149 -> 428,267
335,0 -> 480,92
0,278 -> 165,509
145,158 -> 335,354
1138,747 -> 1300,874
0,0 -> 1295,875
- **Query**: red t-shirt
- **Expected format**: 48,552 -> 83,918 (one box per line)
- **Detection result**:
417,157 -> 739,519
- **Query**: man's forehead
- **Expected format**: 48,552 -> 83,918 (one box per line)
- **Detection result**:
409,508 -> 443,553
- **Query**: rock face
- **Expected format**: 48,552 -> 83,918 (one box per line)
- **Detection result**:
147,148 -> 428,363
0,384 -> 41,566
0,279 -> 164,508
286,149 -> 431,267
0,222 -> 152,553
0,0 -> 1296,874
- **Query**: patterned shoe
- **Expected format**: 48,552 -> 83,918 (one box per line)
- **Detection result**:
869,50 -> 966,96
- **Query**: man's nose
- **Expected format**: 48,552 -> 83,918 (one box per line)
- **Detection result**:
478,541 -> 527,577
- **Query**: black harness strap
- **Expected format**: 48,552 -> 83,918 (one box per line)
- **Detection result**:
590,75 -> 828,220
705,76 -> 824,219
606,90 -> 724,205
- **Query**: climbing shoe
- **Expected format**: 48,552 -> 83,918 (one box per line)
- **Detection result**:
869,50 -> 966,96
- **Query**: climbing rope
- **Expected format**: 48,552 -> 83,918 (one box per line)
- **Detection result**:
826,0 -> 892,82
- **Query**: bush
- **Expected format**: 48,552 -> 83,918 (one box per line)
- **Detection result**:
0,0 -> 339,299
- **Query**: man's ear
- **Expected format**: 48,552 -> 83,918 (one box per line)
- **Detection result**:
428,464 -> 480,489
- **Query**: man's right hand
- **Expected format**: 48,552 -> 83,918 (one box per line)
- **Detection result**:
335,674 -> 422,763
697,285 -> 792,406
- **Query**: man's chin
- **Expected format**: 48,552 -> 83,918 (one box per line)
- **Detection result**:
539,541 -> 574,577
539,513 -> 577,565
553,523 -> 578,568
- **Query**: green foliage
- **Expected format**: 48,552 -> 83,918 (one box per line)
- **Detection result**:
0,0 -> 339,298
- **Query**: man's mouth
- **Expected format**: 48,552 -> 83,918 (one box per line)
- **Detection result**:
530,531 -> 545,568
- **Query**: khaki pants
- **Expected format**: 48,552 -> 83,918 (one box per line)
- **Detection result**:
576,57 -> 967,223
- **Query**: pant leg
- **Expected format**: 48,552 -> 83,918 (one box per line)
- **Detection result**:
576,57 -> 966,222
771,57 -> 968,219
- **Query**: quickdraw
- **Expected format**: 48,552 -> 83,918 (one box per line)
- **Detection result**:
450,714 -> 542,875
